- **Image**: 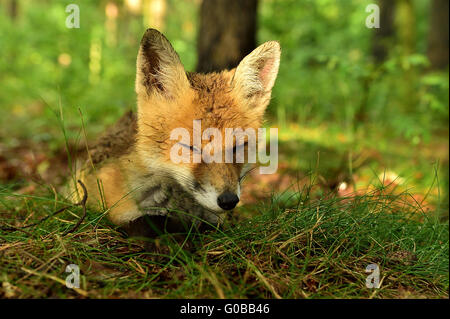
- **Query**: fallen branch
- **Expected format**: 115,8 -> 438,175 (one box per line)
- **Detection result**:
63,180 -> 88,235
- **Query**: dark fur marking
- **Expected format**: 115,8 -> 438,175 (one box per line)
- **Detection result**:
88,111 -> 137,165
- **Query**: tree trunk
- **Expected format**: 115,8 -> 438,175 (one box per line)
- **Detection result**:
397,0 -> 416,56
196,0 -> 258,73
371,0 -> 396,63
9,0 -> 18,20
427,0 -> 449,70
396,0 -> 417,112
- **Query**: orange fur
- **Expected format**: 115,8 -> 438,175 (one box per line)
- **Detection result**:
69,29 -> 281,226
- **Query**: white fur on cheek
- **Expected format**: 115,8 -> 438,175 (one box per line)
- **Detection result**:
193,183 -> 223,213
140,158 -> 225,213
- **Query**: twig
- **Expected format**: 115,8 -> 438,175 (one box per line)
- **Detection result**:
0,224 -> 34,236
63,180 -> 88,235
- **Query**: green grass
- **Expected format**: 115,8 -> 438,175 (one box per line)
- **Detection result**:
0,180 -> 447,299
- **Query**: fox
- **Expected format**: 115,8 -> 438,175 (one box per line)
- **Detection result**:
68,29 -> 280,239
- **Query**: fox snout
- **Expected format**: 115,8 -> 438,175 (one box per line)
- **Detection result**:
191,183 -> 240,213
217,191 -> 240,210
184,162 -> 243,213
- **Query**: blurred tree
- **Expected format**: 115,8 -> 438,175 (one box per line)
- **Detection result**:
8,0 -> 18,20
396,0 -> 416,56
359,0 -> 397,122
427,0 -> 449,70
105,2 -> 119,47
196,0 -> 257,73
372,0 -> 396,63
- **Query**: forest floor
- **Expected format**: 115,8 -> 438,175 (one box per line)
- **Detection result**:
0,120 -> 448,299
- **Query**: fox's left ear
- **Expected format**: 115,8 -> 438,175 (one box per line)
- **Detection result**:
231,41 -> 281,112
136,28 -> 190,100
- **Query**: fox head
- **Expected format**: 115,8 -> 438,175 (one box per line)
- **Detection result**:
134,29 -> 280,214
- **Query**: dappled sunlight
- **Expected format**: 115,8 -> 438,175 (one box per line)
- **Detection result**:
240,122 -> 448,214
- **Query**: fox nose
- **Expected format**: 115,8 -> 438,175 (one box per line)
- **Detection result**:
217,192 -> 239,210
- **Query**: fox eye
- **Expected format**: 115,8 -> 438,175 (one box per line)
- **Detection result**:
232,141 -> 248,153
179,142 -> 200,153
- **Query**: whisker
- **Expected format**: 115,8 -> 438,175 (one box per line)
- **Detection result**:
239,165 -> 258,183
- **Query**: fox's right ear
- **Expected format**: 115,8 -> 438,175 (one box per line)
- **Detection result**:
136,29 -> 190,100
231,41 -> 281,114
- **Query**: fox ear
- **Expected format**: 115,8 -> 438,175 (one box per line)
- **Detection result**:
232,41 -> 281,111
136,29 -> 190,99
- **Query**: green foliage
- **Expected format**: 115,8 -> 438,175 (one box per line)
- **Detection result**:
259,0 -> 449,141
1,0 -> 447,144
0,0 -> 197,145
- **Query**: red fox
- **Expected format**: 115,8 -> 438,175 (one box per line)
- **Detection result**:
69,29 -> 280,237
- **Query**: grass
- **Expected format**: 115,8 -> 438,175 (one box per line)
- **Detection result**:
0,179 -> 448,299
